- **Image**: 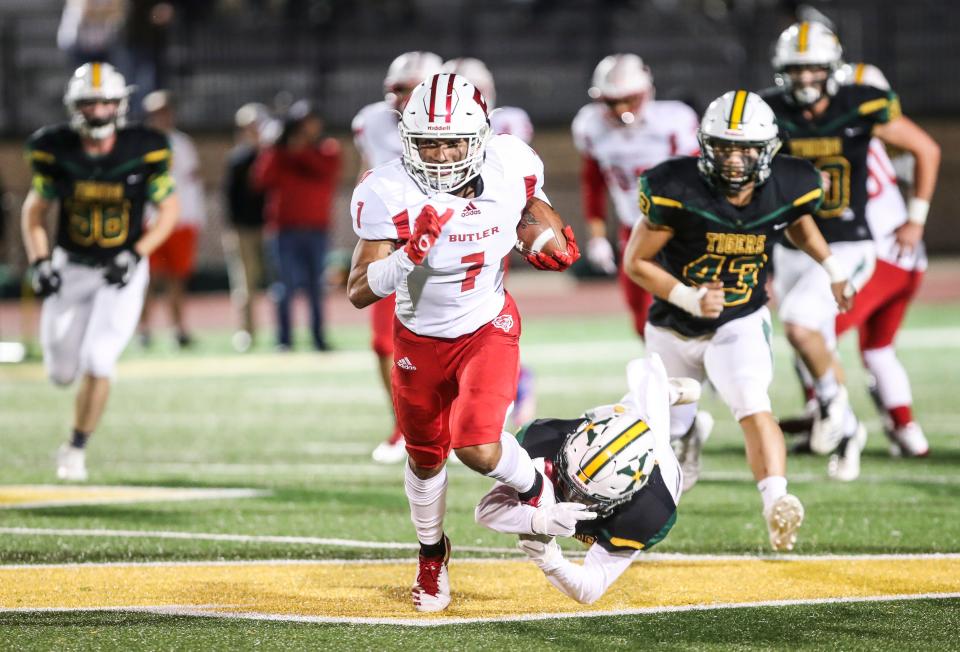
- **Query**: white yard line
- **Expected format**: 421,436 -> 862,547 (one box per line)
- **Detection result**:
0,592 -> 957,626
0,487 -> 268,510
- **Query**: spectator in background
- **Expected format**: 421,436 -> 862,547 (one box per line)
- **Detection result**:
123,1 -> 176,116
253,100 -> 341,352
57,0 -> 128,69
139,90 -> 205,348
222,102 -> 269,353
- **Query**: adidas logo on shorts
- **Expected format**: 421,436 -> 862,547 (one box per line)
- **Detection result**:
396,357 -> 417,371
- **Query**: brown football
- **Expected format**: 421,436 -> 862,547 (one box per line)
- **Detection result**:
515,197 -> 567,256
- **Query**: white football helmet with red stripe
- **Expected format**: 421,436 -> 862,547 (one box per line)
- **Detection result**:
64,61 -> 131,139
384,51 -> 443,107
399,73 -> 491,194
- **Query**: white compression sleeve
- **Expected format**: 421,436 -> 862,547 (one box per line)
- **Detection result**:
366,248 -> 415,298
539,543 -> 637,605
475,483 -> 536,534
485,431 -> 537,494
404,463 -> 447,545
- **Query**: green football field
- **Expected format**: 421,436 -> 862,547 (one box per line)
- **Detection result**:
1,298 -> 959,650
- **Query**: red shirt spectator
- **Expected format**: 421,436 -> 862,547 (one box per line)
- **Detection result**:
253,136 -> 342,230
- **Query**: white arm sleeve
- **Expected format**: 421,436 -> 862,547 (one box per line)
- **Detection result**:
475,483 -> 536,534
539,543 -> 637,605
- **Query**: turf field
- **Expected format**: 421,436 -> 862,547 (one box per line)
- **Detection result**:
1,295 -> 959,650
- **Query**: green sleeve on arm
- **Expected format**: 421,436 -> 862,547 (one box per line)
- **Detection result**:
148,171 -> 176,203
30,174 -> 57,200
638,175 -> 661,225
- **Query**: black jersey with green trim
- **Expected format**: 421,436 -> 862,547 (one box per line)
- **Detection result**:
26,123 -> 174,263
516,418 -> 677,554
762,84 -> 900,245
639,155 -> 822,338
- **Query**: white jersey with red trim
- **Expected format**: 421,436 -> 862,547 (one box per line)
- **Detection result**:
351,101 -> 402,167
490,106 -> 534,144
351,134 -> 549,338
572,100 -> 699,228
866,138 -> 927,271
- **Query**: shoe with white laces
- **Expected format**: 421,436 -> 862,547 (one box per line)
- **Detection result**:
828,422 -> 867,482
411,534 -> 451,613
810,387 -> 851,455
764,493 -> 804,552
890,422 -> 930,458
673,411 -> 714,493
56,444 -> 88,482
371,429 -> 406,464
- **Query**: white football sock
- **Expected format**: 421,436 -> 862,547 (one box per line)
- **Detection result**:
758,475 -> 788,514
486,431 -> 536,493
669,403 -> 698,440
863,346 -> 913,409
404,462 -> 447,546
814,369 -> 840,403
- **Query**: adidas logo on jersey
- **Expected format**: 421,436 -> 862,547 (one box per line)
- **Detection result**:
396,357 -> 417,371
461,201 -> 481,217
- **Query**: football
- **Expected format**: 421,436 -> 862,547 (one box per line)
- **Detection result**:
515,197 -> 567,256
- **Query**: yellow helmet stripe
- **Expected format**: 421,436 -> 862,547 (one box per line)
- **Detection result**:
854,63 -> 866,84
576,420 -> 650,483
728,90 -> 748,130
91,62 -> 102,88
797,22 -> 810,52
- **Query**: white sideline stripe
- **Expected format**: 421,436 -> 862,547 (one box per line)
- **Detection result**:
0,487 -> 268,510
1,592 -> 958,626
0,528 -> 523,556
3,527 -> 959,564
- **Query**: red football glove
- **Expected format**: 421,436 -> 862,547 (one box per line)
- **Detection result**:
404,205 -> 455,265
524,225 -> 581,272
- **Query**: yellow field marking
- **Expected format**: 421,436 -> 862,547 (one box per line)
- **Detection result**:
1,557 -> 958,622
0,485 -> 265,509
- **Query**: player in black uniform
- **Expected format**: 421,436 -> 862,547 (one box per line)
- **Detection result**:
764,21 -> 940,481
476,355 -> 695,604
623,90 -> 851,551
21,62 -> 179,481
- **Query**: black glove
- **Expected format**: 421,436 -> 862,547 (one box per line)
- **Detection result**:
103,250 -> 141,287
29,257 -> 61,298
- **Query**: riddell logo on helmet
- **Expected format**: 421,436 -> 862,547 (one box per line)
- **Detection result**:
428,125 -> 451,131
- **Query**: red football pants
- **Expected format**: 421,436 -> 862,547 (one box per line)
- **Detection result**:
370,292 -> 396,357
392,294 -> 521,468
836,259 -> 923,351
618,224 -> 652,336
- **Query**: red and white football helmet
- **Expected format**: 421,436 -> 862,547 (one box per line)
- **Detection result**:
399,73 -> 491,194
588,54 -> 654,125
441,57 -> 496,109
383,51 -> 443,107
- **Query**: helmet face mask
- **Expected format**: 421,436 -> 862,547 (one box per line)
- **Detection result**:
600,92 -> 649,126
399,73 -> 491,194
697,90 -> 781,195
64,62 -> 130,140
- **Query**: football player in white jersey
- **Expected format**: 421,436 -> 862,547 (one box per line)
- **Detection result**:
477,355 -> 696,604
441,56 -> 538,428
351,51 -> 443,464
347,73 -> 580,613
572,54 -> 700,335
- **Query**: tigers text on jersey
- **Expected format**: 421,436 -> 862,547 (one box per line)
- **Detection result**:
26,123 -> 174,263
866,139 -> 926,270
572,100 -> 699,227
351,134 -> 547,338
640,156 -> 823,338
763,84 -> 901,245
516,417 -> 680,553
351,101 -> 403,168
